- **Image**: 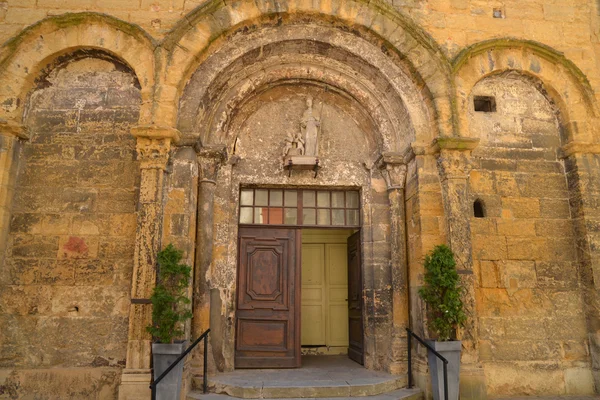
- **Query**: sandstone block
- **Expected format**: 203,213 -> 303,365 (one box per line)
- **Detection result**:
501,197 -> 540,218
472,234 -> 507,261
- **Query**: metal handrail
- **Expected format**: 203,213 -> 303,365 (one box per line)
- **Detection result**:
150,328 -> 211,400
406,328 -> 448,400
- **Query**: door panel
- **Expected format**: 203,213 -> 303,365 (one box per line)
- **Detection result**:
347,231 -> 364,365
326,244 -> 349,347
236,227 -> 300,368
301,244 -> 326,346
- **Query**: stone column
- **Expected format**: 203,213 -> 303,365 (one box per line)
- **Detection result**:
119,125 -> 180,400
193,144 -> 227,370
0,121 -> 28,267
561,142 -> 600,389
378,152 -> 409,375
435,137 -> 487,399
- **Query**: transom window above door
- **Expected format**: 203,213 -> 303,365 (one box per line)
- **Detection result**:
239,188 -> 360,227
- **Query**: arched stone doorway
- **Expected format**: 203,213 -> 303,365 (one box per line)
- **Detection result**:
176,16 -> 438,375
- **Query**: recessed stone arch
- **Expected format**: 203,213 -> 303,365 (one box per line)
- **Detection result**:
176,23 -> 441,154
161,0 -> 454,139
453,39 -> 600,144
0,12 -> 156,125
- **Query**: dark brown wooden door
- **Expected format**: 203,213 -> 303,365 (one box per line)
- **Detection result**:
347,230 -> 364,365
235,227 -> 301,368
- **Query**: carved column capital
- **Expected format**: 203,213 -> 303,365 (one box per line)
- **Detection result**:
197,144 -> 227,182
377,151 -> 410,190
131,125 -> 181,169
434,137 -> 479,180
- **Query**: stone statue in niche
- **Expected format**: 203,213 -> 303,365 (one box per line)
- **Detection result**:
282,96 -> 322,176
301,96 -> 320,156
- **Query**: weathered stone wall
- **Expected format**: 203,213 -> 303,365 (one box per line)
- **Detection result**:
0,55 -> 141,398
0,0 -> 599,399
468,74 -> 594,395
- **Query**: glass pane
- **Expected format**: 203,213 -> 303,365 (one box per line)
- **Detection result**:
317,191 -> 330,207
255,189 -> 268,206
347,209 -> 359,226
346,191 -> 359,208
303,191 -> 315,207
332,192 -> 344,208
332,209 -> 345,225
240,189 -> 253,206
284,208 -> 297,225
254,207 -> 266,224
270,190 -> 283,206
269,208 -> 283,224
303,208 -> 316,225
240,207 -> 253,223
284,190 -> 297,207
317,209 -> 330,225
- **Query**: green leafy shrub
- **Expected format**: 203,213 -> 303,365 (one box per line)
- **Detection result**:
418,244 -> 466,341
146,244 -> 193,344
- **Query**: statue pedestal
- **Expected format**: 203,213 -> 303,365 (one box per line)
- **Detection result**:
283,155 -> 319,177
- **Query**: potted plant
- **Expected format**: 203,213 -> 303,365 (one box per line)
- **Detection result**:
418,244 -> 466,400
147,244 -> 193,400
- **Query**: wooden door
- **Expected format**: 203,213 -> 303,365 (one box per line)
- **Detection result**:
301,244 -> 326,346
326,244 -> 349,347
347,230 -> 364,365
236,227 -> 301,368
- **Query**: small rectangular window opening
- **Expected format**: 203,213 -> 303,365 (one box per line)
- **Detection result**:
474,96 -> 496,113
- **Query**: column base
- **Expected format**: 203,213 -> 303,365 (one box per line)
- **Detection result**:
118,369 -> 152,400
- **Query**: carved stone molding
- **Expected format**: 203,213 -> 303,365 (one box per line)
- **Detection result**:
376,152 -> 409,190
558,142 -> 600,159
0,119 -> 29,140
131,125 -> 181,169
197,144 -> 227,182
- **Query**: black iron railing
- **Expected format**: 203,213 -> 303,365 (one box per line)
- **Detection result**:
406,328 -> 448,400
150,328 -> 211,400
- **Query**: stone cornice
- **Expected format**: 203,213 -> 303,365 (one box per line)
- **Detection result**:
558,142 -> 600,159
433,137 -> 480,152
0,120 -> 29,140
130,125 -> 181,142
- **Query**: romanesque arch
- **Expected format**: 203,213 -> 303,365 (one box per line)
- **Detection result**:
453,39 -> 599,144
0,12 -> 156,126
160,0 -> 454,139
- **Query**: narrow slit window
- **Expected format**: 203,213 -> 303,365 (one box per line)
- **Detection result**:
473,199 -> 485,218
474,96 -> 496,112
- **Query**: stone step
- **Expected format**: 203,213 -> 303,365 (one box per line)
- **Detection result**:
192,374 -> 408,399
187,388 -> 423,400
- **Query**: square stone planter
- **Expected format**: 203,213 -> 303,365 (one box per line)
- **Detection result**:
152,342 -> 187,400
425,340 -> 461,400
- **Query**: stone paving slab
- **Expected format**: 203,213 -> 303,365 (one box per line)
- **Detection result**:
187,388 -> 423,400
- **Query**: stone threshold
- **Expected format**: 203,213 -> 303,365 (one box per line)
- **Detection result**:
187,388 -> 423,400
190,356 -> 414,399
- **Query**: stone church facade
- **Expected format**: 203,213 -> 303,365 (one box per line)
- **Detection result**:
0,0 -> 599,398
